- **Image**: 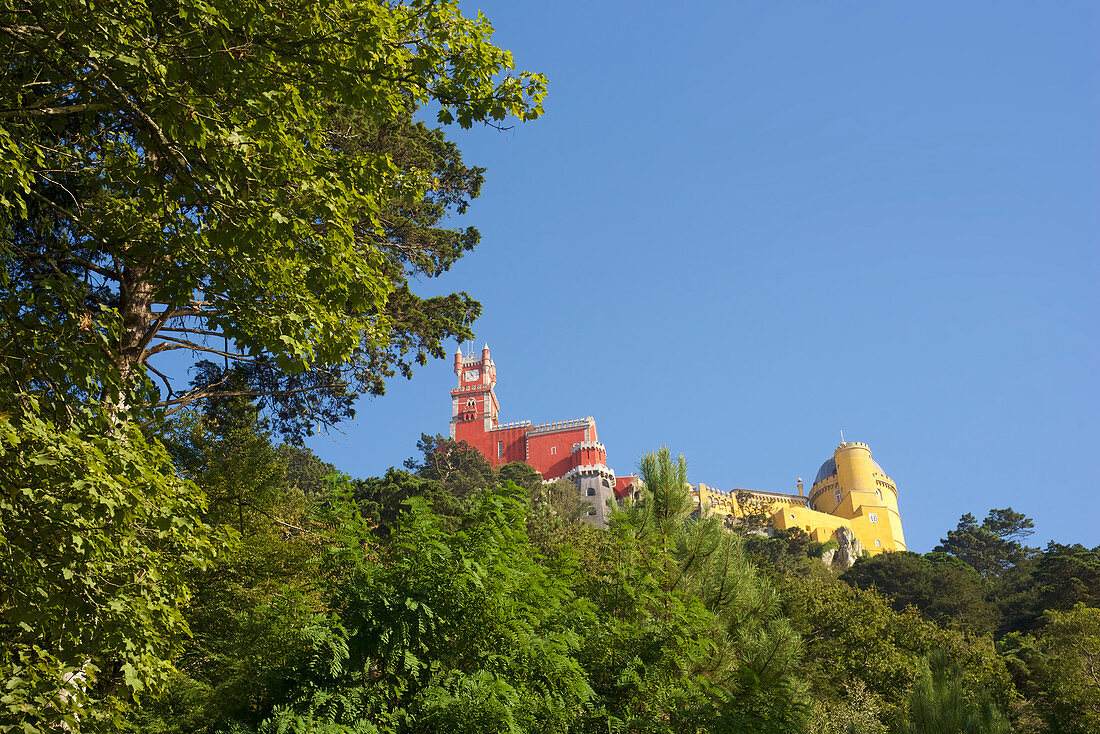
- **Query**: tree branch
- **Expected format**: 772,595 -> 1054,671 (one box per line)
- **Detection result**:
146,382 -> 343,424
144,336 -> 253,362
0,103 -> 112,118
158,326 -> 226,338
145,362 -> 175,398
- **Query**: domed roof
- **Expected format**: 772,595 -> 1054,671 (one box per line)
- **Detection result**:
814,457 -> 836,485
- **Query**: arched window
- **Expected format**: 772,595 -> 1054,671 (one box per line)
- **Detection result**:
602,479 -> 611,488
833,490 -> 842,505
586,488 -> 596,496
465,398 -> 476,407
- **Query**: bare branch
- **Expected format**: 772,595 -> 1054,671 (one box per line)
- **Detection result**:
144,336 -> 253,362
158,326 -> 225,338
148,382 -> 342,422
151,308 -> 224,319
57,256 -> 121,280
145,362 -> 175,398
0,103 -> 112,118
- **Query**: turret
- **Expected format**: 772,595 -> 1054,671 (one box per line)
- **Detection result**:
481,344 -> 493,385
453,348 -> 463,378
569,441 -> 615,528
570,440 -> 607,469
809,441 -> 905,553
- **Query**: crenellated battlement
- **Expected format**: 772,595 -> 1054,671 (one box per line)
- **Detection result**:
571,441 -> 605,453
562,463 -> 615,481
492,420 -> 531,431
528,417 -> 593,435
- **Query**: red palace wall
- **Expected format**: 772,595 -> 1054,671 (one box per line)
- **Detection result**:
454,424 -> 528,466
525,427 -> 589,479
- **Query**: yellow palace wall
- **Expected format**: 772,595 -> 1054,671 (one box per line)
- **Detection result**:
691,442 -> 906,556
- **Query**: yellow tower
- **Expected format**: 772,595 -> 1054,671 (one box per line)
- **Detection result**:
807,442 -> 905,552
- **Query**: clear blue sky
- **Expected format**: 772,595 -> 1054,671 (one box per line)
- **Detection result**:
307,1 -> 1099,552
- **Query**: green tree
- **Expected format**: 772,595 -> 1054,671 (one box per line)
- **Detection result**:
741,527 -> 826,577
935,508 -> 1036,580
893,649 -> 1010,734
127,387 -> 326,733
579,448 -> 808,733
279,443 -> 338,499
730,489 -> 773,535
1004,604 -> 1100,734
403,433 -> 497,500
1,1 -> 545,726
0,405 -> 215,731
1033,542 -> 1100,611
496,461 -> 544,497
164,364 -> 290,537
248,482 -> 595,734
781,572 -> 1015,729
0,0 -> 546,434
842,551 -> 999,634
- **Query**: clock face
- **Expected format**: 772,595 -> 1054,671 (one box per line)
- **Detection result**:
464,369 -> 480,381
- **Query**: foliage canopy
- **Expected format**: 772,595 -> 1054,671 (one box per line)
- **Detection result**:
0,0 -> 546,436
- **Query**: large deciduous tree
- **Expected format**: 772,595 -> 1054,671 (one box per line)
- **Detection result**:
0,1 -> 544,728
0,0 -> 546,435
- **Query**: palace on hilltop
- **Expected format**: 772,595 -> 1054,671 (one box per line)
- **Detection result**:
447,345 -> 905,554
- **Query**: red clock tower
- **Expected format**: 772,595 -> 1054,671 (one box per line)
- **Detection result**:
450,344 -> 499,437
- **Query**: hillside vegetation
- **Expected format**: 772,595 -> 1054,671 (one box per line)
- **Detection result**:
113,394 -> 1100,732
1,2 -> 1096,732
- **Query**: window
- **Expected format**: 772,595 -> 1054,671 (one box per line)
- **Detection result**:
587,509 -> 597,516
497,441 -> 503,459
587,488 -> 596,496
876,489 -> 882,500
790,513 -> 796,520
602,479 -> 611,488
874,539 -> 882,547
869,513 -> 878,523
834,490 -> 842,504
466,398 -> 475,407
550,446 -> 557,456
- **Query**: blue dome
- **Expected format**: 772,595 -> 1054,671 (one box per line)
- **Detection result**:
814,457 -> 836,485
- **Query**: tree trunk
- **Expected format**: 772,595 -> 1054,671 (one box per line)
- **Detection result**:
113,263 -> 155,417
